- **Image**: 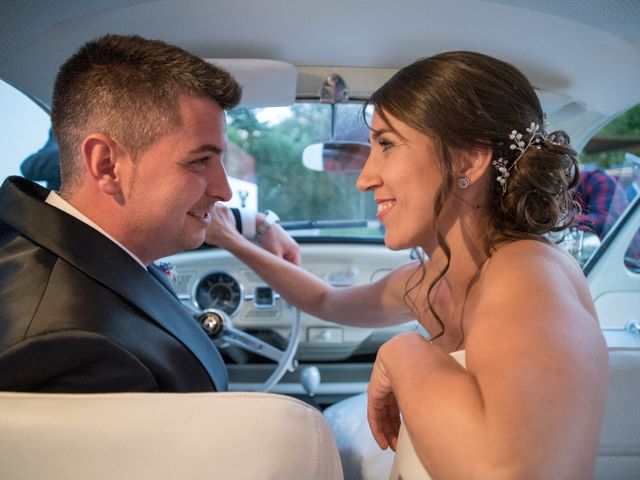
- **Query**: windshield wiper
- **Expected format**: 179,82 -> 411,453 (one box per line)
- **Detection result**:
281,220 -> 378,230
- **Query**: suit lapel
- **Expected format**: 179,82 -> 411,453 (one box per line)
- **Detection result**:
148,263 -> 179,298
0,177 -> 227,391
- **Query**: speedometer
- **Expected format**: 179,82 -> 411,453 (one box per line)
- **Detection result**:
194,272 -> 242,315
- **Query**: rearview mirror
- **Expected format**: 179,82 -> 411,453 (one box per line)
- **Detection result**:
302,141 -> 370,172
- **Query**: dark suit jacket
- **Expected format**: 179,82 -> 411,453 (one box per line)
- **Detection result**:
0,176 -> 227,392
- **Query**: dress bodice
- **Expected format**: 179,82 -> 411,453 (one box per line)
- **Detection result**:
388,350 -> 466,480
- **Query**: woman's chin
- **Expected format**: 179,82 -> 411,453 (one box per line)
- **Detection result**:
383,234 -> 410,251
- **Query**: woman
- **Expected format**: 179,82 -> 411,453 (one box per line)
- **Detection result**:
206,51 -> 608,479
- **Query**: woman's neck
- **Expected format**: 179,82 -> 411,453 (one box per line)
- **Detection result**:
418,217 -> 491,350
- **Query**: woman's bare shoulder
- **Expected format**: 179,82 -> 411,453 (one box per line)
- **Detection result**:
471,238 -> 597,334
466,238 -> 604,373
484,238 -> 583,283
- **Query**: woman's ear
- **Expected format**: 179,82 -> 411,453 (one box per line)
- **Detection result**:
454,147 -> 493,185
81,134 -> 126,196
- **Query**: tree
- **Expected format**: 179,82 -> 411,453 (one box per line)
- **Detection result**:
580,104 -> 640,169
226,104 -> 372,222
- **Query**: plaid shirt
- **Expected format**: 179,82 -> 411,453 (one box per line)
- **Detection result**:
576,169 -> 629,239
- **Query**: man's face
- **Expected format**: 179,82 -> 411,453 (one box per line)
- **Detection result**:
119,94 -> 232,264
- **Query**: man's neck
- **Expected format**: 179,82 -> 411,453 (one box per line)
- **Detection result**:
46,191 -> 148,268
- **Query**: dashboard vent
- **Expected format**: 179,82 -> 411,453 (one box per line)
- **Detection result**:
175,271 -> 196,296
241,269 -> 263,284
245,308 -> 280,319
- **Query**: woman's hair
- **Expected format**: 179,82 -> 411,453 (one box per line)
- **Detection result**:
366,51 -> 580,341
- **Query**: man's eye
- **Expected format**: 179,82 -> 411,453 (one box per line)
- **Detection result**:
189,157 -> 209,169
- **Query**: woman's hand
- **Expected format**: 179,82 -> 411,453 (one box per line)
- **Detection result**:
205,203 -> 243,249
205,204 -> 300,265
257,217 -> 301,265
367,338 -> 403,451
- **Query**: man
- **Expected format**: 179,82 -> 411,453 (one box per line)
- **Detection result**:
575,167 -> 629,239
623,152 -> 640,202
20,129 -> 61,190
0,34 -> 298,392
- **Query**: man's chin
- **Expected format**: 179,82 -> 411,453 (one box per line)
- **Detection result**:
185,232 -> 207,251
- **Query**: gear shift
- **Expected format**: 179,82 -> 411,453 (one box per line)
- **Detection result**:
300,366 -> 321,397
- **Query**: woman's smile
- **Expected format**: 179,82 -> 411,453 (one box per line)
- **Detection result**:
376,199 -> 396,221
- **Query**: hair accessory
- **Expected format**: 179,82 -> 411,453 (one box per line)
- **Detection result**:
457,177 -> 470,189
493,122 -> 545,194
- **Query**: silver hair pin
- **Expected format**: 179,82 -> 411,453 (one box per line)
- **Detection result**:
493,122 -> 545,195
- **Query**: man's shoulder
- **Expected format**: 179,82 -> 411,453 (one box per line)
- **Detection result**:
581,168 -> 617,187
0,329 -> 159,393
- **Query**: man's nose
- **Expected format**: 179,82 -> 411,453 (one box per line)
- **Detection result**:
207,163 -> 233,201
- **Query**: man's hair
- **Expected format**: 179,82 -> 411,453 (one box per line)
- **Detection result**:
51,34 -> 242,189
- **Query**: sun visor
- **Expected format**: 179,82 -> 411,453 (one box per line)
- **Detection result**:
205,59 -> 297,108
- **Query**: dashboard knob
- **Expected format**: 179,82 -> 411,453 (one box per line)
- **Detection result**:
300,366 -> 321,397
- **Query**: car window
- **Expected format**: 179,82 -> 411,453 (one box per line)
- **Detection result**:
0,80 -> 51,183
225,102 -> 383,240
227,101 -> 640,259
579,104 -> 640,271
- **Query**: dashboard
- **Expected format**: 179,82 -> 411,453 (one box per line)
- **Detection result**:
164,242 -> 418,361
162,242 -> 419,402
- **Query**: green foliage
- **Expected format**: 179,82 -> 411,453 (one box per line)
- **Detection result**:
580,104 -> 640,169
598,104 -> 640,136
580,151 -> 622,170
227,105 -> 372,221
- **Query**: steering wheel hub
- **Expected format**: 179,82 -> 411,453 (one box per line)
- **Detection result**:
198,309 -> 225,338
195,305 -> 301,392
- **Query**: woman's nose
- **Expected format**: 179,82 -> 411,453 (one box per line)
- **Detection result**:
356,153 -> 381,192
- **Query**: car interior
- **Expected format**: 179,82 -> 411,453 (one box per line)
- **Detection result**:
1,1 -> 640,479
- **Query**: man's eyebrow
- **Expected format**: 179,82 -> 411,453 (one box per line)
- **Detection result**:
189,144 -> 224,155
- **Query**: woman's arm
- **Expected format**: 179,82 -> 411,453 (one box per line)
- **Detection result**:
368,241 -> 608,479
205,203 -> 415,327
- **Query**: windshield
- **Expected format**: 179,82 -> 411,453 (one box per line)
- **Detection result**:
225,102 -> 382,239
223,100 -> 640,270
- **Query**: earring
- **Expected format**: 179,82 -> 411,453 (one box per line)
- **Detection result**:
457,177 -> 470,189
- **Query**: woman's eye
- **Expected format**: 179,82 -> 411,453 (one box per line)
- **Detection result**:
379,139 -> 393,151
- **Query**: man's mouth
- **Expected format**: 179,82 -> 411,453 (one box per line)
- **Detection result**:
188,210 -> 212,222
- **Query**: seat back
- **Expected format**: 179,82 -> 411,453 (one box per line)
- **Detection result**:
594,330 -> 640,479
0,391 -> 343,480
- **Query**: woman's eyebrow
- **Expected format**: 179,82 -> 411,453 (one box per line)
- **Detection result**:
370,128 -> 392,139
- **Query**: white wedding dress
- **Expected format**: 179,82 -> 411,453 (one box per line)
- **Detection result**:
388,350 -> 466,480
324,350 -> 466,480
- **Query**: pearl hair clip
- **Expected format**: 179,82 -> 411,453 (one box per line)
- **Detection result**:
492,122 -> 545,195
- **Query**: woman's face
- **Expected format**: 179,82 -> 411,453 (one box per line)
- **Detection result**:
357,110 -> 444,251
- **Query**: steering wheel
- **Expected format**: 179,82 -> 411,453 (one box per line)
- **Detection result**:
196,305 -> 301,392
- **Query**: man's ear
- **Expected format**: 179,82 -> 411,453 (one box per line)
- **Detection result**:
81,134 -> 126,196
454,147 -> 493,185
